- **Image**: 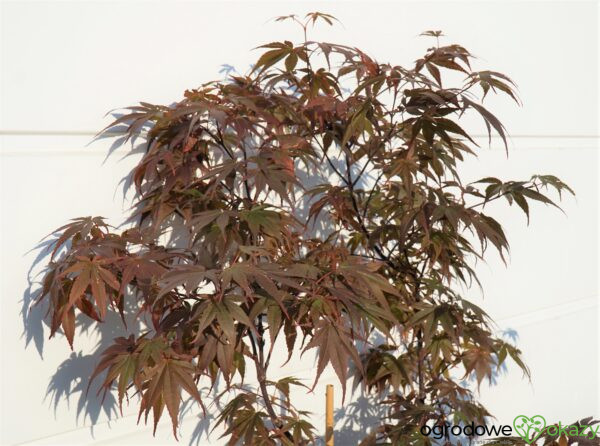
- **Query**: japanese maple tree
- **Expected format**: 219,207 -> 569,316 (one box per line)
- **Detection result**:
35,13 -> 575,445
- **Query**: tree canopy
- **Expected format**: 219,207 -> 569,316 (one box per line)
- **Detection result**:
36,12 -> 576,445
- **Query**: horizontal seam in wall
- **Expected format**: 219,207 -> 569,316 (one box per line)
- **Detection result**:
2,130 -> 600,138
2,147 -> 599,156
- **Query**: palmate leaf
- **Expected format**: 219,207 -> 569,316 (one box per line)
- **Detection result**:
88,335 -> 141,405
470,175 -> 573,225
268,376 -> 309,401
303,319 -> 363,401
463,97 -> 509,150
44,216 -> 110,260
58,257 -> 120,320
252,41 -> 294,75
214,394 -> 276,445
468,70 -> 520,104
117,251 -> 169,296
40,256 -> 121,349
89,336 -> 205,438
158,264 -> 208,297
462,345 -> 494,386
138,357 -> 204,438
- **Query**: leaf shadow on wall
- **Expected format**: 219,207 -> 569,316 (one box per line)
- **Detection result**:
21,238 -> 55,360
21,238 -> 145,433
332,393 -> 387,445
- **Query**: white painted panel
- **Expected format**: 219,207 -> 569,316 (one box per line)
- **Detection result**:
1,1 -> 597,135
1,1 -> 598,445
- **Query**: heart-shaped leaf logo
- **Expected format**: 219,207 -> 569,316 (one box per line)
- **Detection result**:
513,414 -> 547,444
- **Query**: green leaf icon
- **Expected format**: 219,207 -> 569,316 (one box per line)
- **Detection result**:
513,415 -> 546,444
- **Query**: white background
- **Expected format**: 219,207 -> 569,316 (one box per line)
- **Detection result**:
1,1 -> 598,444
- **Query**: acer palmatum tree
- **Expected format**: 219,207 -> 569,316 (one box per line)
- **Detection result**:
35,13 -> 575,445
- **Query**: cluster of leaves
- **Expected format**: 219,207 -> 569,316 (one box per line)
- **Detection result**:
36,12 -> 576,445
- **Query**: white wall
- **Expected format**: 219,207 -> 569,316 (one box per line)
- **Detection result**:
1,1 -> 598,445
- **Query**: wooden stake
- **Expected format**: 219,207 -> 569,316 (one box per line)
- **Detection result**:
325,384 -> 334,446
